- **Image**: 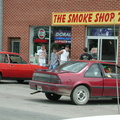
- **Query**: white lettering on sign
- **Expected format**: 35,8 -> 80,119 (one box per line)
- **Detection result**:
55,32 -> 71,37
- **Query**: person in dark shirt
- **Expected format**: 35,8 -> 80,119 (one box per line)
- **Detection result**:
80,47 -> 93,60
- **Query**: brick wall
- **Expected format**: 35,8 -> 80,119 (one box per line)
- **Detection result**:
71,26 -> 86,60
3,0 -> 120,62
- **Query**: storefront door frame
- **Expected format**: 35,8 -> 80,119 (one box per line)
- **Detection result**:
86,36 -> 118,63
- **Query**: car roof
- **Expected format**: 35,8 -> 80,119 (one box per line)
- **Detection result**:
0,51 -> 20,55
74,60 -> 116,65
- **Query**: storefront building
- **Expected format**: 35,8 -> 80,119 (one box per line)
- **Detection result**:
3,0 -> 120,64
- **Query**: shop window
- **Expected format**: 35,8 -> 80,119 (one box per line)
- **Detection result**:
31,26 -> 71,65
87,26 -> 118,36
53,26 -> 72,48
33,26 -> 49,54
33,26 -> 71,54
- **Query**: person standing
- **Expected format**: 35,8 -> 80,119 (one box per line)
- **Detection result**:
49,48 -> 59,69
57,45 -> 70,65
37,45 -> 47,67
80,47 -> 93,60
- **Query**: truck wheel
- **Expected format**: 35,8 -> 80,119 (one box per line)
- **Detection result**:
17,80 -> 24,84
70,85 -> 90,105
45,93 -> 61,101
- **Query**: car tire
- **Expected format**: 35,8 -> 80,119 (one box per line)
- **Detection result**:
45,93 -> 61,101
17,80 -> 24,84
70,85 -> 90,105
0,73 -> 2,82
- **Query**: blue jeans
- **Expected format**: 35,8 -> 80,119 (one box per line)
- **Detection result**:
49,64 -> 58,69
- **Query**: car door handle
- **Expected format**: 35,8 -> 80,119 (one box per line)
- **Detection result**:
10,65 -> 14,67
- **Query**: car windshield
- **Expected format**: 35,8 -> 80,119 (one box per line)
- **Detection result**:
54,61 -> 88,73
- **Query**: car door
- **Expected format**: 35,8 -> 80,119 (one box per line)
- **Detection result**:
0,53 -> 10,77
84,63 -> 104,97
8,54 -> 33,79
101,64 -> 120,97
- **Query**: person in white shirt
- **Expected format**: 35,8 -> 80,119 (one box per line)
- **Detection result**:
57,45 -> 70,65
37,45 -> 47,67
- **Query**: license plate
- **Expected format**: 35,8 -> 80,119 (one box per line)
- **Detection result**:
37,86 -> 42,91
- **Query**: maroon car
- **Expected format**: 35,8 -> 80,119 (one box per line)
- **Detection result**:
29,60 -> 120,105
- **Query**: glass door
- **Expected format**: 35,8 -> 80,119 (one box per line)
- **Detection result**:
101,39 -> 117,63
87,39 -> 99,60
87,36 -> 118,63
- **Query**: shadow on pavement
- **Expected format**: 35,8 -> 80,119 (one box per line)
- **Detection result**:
87,98 -> 118,105
0,80 -> 29,85
26,97 -> 118,106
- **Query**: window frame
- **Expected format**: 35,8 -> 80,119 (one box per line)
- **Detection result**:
12,40 -> 20,53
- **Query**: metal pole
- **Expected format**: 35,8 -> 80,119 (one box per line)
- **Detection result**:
48,26 -> 51,62
114,19 -> 120,114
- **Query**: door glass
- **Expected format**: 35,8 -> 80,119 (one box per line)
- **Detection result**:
88,39 -> 98,60
0,54 -> 8,63
101,39 -> 117,62
9,54 -> 27,64
101,63 -> 120,79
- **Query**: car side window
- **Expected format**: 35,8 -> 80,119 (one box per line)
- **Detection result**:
102,64 -> 119,78
0,54 -> 8,63
9,54 -> 27,64
85,64 -> 102,77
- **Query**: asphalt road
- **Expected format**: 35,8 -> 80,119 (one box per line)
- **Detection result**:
0,80 -> 119,120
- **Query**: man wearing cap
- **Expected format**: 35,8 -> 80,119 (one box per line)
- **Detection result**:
56,45 -> 70,65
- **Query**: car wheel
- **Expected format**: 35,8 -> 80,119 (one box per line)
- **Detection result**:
70,85 -> 90,105
17,80 -> 24,84
45,93 -> 61,101
0,73 -> 2,82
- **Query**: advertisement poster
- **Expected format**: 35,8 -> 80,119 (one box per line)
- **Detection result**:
92,28 -> 112,36
54,30 -> 71,44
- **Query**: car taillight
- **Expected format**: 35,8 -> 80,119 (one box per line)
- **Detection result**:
32,73 -> 36,80
50,75 -> 62,84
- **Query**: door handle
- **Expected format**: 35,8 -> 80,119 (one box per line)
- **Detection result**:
10,65 -> 14,67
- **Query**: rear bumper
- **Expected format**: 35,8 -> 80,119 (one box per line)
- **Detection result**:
29,80 -> 73,96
